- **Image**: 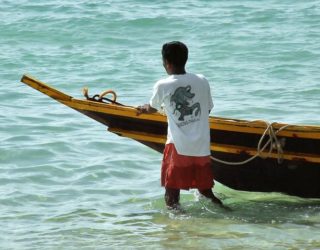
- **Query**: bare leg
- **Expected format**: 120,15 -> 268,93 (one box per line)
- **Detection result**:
198,188 -> 223,205
165,188 -> 180,209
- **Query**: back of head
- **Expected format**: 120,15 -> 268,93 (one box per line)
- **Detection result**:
162,41 -> 188,68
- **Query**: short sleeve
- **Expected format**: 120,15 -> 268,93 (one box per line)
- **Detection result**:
149,82 -> 163,110
208,84 -> 214,111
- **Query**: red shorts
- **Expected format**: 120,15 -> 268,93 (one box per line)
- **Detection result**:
161,144 -> 214,190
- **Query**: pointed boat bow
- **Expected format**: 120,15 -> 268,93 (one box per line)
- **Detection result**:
21,74 -> 72,102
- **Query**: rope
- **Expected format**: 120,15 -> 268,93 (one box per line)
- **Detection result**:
82,87 -> 125,106
211,121 -> 291,165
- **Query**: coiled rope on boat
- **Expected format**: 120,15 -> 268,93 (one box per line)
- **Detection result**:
211,121 -> 291,165
82,87 -> 125,106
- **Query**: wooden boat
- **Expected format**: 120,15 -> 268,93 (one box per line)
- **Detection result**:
21,74 -> 320,198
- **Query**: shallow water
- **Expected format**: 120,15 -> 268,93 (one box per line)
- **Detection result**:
1,0 -> 320,249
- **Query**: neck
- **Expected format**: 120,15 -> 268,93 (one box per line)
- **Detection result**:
170,67 -> 186,75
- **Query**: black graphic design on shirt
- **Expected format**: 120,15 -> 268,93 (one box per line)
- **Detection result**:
170,85 -> 201,122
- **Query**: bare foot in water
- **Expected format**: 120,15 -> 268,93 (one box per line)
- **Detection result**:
211,195 -> 223,205
212,197 -> 232,211
198,189 -> 232,211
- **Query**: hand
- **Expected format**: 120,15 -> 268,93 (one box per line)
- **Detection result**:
136,104 -> 157,115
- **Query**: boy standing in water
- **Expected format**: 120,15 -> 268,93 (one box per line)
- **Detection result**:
137,41 -> 222,209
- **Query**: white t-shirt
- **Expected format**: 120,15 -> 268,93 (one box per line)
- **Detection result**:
149,73 -> 213,156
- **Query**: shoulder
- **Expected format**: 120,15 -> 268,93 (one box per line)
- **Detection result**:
194,73 -> 208,82
154,75 -> 175,88
186,73 -> 210,86
184,72 -> 207,81
156,75 -> 175,84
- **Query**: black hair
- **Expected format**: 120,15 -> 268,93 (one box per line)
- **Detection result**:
162,41 -> 188,67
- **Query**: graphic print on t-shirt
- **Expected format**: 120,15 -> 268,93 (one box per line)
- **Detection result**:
170,85 -> 201,125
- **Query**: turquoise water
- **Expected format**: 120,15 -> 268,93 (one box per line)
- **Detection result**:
1,0 -> 320,249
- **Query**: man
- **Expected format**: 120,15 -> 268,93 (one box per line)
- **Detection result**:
137,41 -> 222,209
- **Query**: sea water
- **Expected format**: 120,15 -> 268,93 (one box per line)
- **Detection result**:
1,1 -> 320,249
